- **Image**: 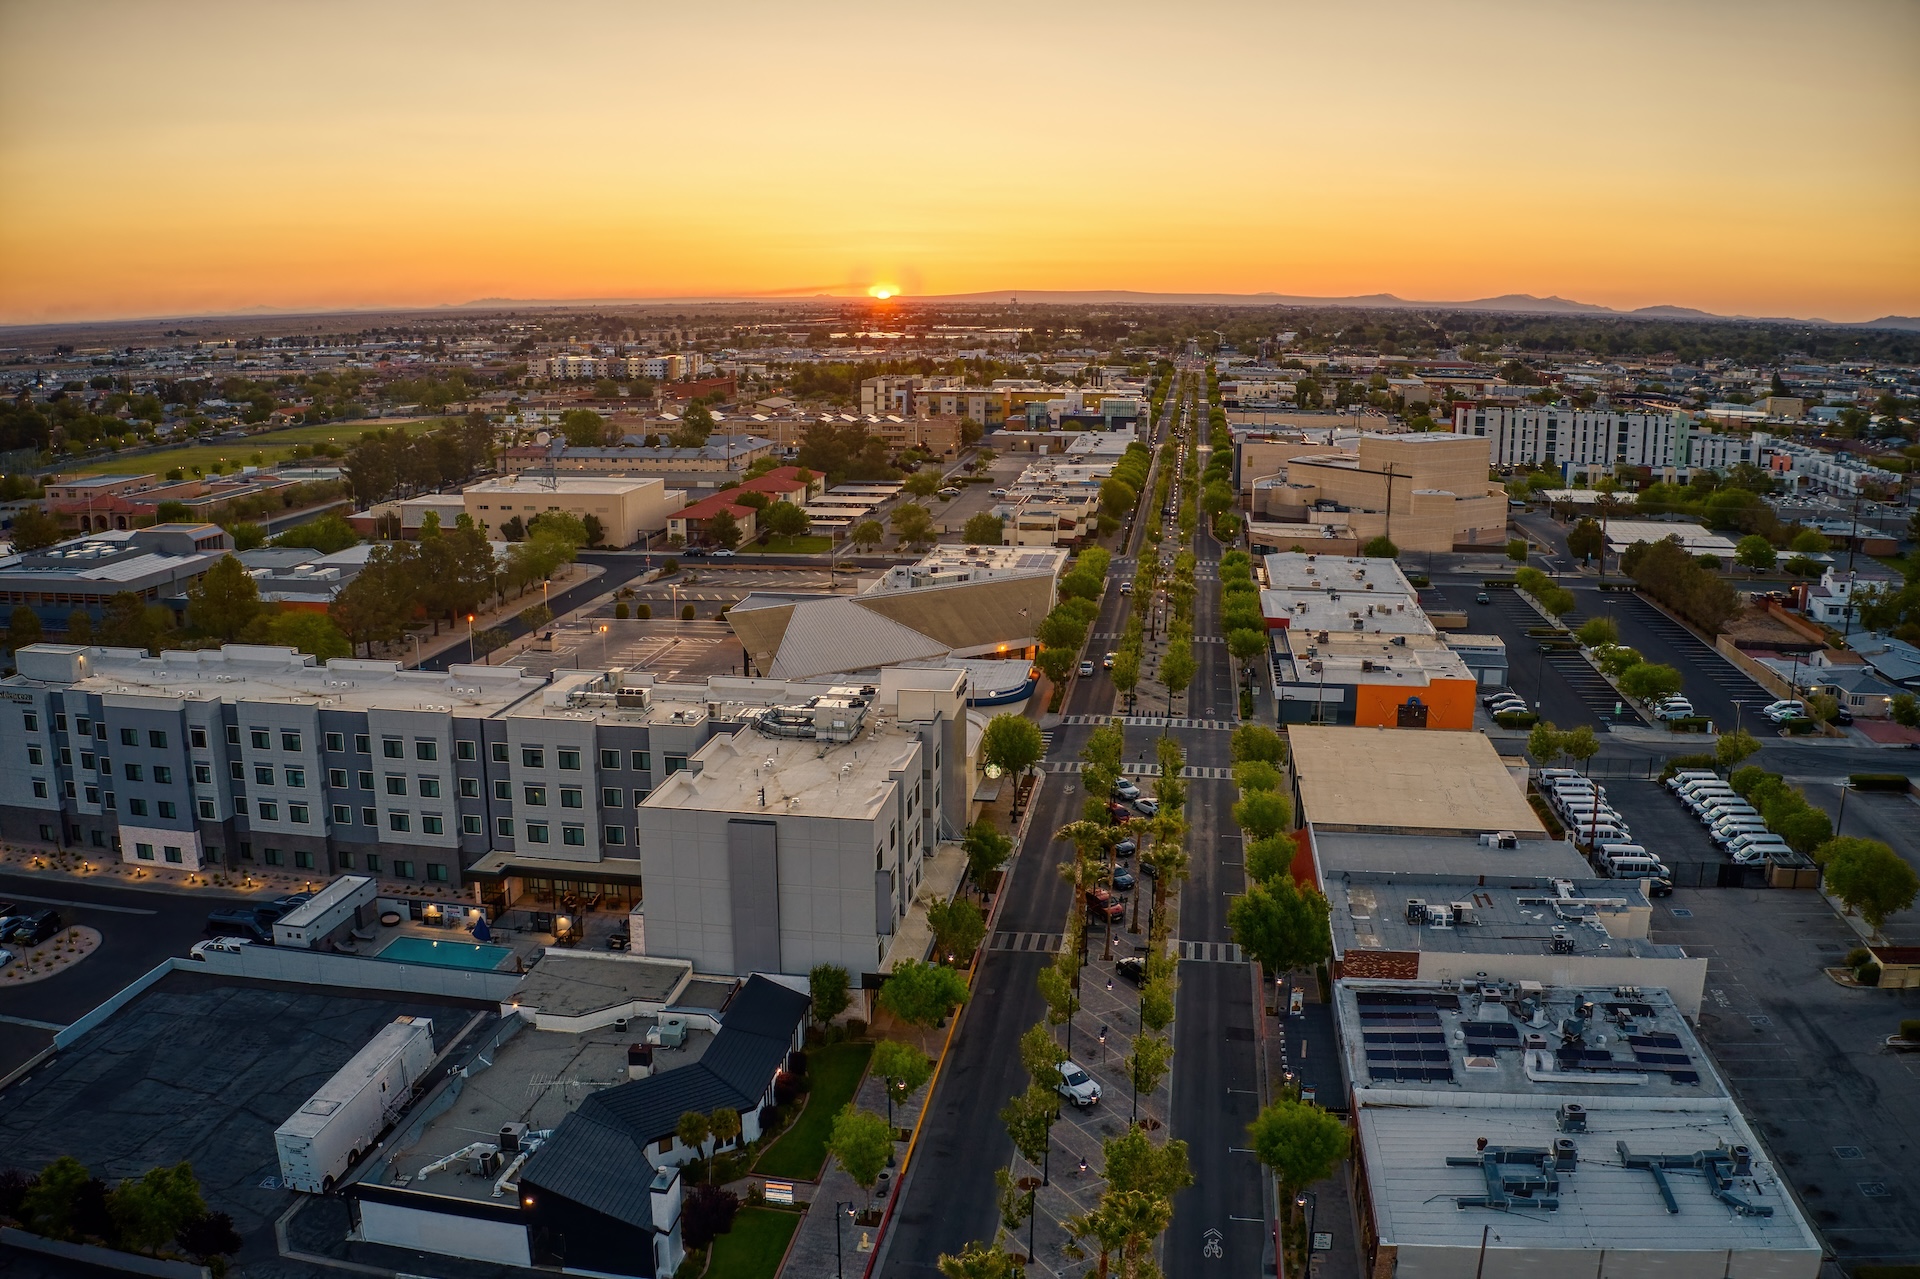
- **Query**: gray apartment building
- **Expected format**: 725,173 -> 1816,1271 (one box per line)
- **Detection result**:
0,646 -> 969,975
0,523 -> 233,628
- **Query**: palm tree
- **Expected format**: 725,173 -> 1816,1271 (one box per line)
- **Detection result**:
1055,819 -> 1121,960
709,1106 -> 742,1174
1141,814 -> 1189,934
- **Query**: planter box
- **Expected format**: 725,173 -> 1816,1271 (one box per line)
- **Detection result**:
0,1229 -> 209,1279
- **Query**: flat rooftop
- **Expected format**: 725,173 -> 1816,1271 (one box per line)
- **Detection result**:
508,951 -> 694,1019
1327,873 -> 1684,962
1290,725 -> 1545,836
1336,979 -> 1726,1102
466,474 -> 662,495
365,1015 -> 717,1203
1263,551 -> 1418,596
868,544 -> 1067,593
1263,588 -> 1434,638
1314,831 -> 1587,879
12,644 -> 550,715
642,720 -> 918,820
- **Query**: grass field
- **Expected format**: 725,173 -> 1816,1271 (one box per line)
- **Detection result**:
705,1206 -> 801,1279
757,535 -> 832,554
66,418 -> 436,476
753,1040 -> 872,1180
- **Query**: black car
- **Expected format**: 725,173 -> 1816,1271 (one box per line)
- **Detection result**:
204,907 -> 278,943
6,908 -> 63,946
1647,877 -> 1674,899
1115,955 -> 1147,985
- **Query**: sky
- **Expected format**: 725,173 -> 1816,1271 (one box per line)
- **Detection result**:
2,0 -> 1916,325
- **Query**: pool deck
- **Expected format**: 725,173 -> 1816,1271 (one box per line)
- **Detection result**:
371,933 -> 516,971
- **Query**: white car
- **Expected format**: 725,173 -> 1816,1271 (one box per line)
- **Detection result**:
1057,1060 -> 1102,1108
1658,701 -> 1696,721
189,937 -> 254,960
1134,797 -> 1160,816
1112,779 -> 1142,802
1761,699 -> 1806,722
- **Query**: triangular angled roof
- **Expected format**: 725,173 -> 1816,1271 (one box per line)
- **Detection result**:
767,597 -> 948,679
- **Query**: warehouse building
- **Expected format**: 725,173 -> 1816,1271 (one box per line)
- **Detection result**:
462,475 -> 684,548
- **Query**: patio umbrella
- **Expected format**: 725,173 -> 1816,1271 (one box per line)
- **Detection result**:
471,915 -> 493,943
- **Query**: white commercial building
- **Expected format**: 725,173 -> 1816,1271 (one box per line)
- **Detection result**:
1454,405 -> 1769,476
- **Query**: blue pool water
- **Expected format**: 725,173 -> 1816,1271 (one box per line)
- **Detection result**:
376,935 -> 513,971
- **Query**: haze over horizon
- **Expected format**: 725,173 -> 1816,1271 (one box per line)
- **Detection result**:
2,0 -> 1916,327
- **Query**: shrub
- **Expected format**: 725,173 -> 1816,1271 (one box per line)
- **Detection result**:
637,603 -> 651,619
1660,753 -> 1717,780
1856,962 -> 1882,987
1494,711 -> 1539,729
681,1184 -> 740,1249
614,601 -> 630,619
1845,947 -> 1873,969
681,604 -> 696,620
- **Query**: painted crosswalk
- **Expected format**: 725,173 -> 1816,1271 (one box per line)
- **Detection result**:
1174,940 -> 1245,963
1041,761 -> 1234,779
991,931 -> 1065,953
1059,715 -> 1237,731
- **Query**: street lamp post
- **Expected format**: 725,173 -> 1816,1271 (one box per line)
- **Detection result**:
834,1201 -> 856,1279
1296,1189 -> 1319,1277
466,614 -> 477,664
407,633 -> 423,668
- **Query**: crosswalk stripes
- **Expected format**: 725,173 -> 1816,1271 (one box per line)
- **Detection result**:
991,931 -> 1065,953
1174,940 -> 1245,963
1058,715 -> 1236,731
1040,761 -> 1234,779
1037,731 -> 1055,758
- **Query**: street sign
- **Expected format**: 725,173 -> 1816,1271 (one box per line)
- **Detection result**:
1313,1232 -> 1332,1253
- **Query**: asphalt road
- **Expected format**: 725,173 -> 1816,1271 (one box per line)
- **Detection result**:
881,386 -> 1176,1275
0,871 -> 232,1080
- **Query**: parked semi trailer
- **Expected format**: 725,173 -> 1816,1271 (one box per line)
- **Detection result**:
275,1016 -> 435,1193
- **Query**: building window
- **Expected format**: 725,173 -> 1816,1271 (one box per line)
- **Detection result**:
227,725 -> 241,746
27,746 -> 42,766
393,860 -> 414,879
422,814 -> 444,834
294,849 -> 314,869
496,817 -> 515,837
459,777 -> 480,798
199,800 -> 217,820
332,805 -> 352,824
522,747 -> 544,768
125,763 -> 143,781
493,780 -> 511,801
362,808 -> 378,826
631,751 -> 650,771
457,740 -> 476,761
256,801 -> 277,821
284,768 -> 305,788
491,742 -> 509,763
87,786 -> 100,805
355,734 -> 371,754
325,732 -> 344,752
164,846 -> 183,864
127,797 -> 149,816
562,824 -> 585,846
634,789 -> 651,805
428,863 -> 449,882
263,847 -> 283,866
557,749 -> 581,770
525,823 -> 549,844
136,843 -> 154,860
358,771 -> 374,790
383,738 -> 403,759
365,853 -> 381,872
251,729 -> 270,749
462,814 -> 483,835
389,812 -> 411,832
121,728 -> 138,746
238,842 -> 252,860
22,712 -> 37,732
281,731 -> 300,751
230,761 -> 245,781
600,749 -> 622,769
560,788 -> 582,809
337,851 -> 354,869
82,751 -> 95,770
416,740 -> 437,761
153,766 -> 172,784
417,777 -> 440,798
601,787 -> 623,808
664,754 -> 688,774
254,766 -> 273,785
78,717 -> 91,736
605,825 -> 626,846
524,786 -> 547,806
328,768 -> 348,789
289,804 -> 309,824
158,801 -> 176,819
194,764 -> 212,784
147,730 -> 166,748
386,775 -> 406,796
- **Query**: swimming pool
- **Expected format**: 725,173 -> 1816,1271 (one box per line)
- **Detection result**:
375,935 -> 514,971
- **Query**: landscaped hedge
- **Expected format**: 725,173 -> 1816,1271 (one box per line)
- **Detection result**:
1494,711 -> 1540,729
1666,716 -> 1713,733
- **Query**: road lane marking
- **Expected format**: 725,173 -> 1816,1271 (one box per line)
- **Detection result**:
0,891 -> 156,915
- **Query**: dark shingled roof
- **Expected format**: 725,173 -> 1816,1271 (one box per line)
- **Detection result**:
515,976 -> 809,1229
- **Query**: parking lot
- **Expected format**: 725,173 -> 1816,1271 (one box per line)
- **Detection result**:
0,971 -> 487,1267
1650,886 -> 1920,1269
1600,592 -> 1776,730
1598,777 -> 1762,889
1426,579 -> 1608,730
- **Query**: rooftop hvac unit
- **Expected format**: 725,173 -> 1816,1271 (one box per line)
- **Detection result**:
1405,898 -> 1427,925
1450,901 -> 1475,925
500,1122 -> 531,1153
1557,1104 -> 1588,1133
1427,907 -> 1455,930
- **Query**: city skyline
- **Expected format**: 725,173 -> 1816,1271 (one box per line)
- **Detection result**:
2,0 -> 1915,326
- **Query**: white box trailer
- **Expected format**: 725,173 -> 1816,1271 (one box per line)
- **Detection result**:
275,1016 -> 435,1193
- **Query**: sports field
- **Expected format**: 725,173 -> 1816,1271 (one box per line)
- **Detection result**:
68,418 -> 436,476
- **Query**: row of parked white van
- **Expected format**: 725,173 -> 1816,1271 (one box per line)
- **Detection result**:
1666,771 -> 1789,865
1536,769 -> 1671,883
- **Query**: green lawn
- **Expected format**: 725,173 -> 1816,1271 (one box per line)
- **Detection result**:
758,535 -> 832,554
68,418 -> 435,476
753,1040 -> 872,1180
706,1206 -> 801,1279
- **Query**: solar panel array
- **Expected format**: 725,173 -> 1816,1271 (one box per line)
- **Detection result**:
1462,1022 -> 1521,1053
1627,1032 -> 1701,1083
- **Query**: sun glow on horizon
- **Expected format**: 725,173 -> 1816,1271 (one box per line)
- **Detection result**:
868,285 -> 897,300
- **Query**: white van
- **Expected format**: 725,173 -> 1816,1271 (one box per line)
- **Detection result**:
1575,824 -> 1632,847
1712,822 -> 1771,846
1727,832 -> 1789,858
1677,780 -> 1736,801
1666,770 -> 1720,792
1561,804 -> 1625,826
1598,843 -> 1649,860
1697,799 -> 1759,823
1605,852 -> 1671,878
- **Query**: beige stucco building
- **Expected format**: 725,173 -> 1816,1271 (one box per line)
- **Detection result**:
463,475 -> 684,548
1246,432 -> 1507,554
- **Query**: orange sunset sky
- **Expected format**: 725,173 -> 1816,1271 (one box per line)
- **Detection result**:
2,0 -> 1916,325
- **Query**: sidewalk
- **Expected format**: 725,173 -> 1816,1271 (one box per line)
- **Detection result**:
384,561 -> 607,669
1260,982 -> 1360,1279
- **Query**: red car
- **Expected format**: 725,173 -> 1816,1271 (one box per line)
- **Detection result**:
1086,888 -> 1125,923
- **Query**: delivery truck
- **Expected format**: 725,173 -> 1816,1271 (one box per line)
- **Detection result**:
275,1016 -> 435,1193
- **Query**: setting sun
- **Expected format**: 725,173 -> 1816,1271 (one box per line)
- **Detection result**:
868,285 -> 897,300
